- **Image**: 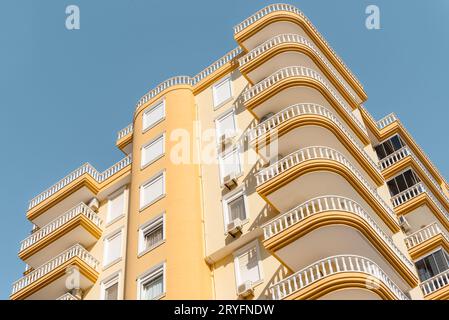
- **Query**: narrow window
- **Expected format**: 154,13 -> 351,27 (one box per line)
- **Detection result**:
213,77 -> 232,107
142,100 -> 165,131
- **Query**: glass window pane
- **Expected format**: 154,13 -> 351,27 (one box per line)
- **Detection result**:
144,224 -> 163,249
374,144 -> 387,160
220,149 -> 241,179
433,250 -> 449,274
238,247 -> 261,285
141,174 -> 164,208
142,274 -> 163,300
217,112 -> 236,139
390,135 -> 403,151
213,78 -> 232,107
395,174 -> 408,193
143,102 -> 165,131
403,170 -> 419,188
228,195 -> 246,222
142,136 -> 164,167
383,140 -> 395,156
105,282 -> 118,300
387,179 -> 400,196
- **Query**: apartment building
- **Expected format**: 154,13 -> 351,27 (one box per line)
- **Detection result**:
10,3 -> 449,300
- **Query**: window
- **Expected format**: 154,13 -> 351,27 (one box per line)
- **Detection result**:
103,231 -> 122,267
219,148 -> 242,182
234,241 -> 263,287
142,100 -> 165,132
107,189 -> 125,223
101,274 -> 119,300
415,249 -> 449,282
139,215 -> 165,255
223,189 -> 247,228
140,172 -> 165,209
138,264 -> 165,300
387,169 -> 421,196
213,77 -> 232,107
141,134 -> 165,168
215,110 -> 237,142
374,135 -> 406,160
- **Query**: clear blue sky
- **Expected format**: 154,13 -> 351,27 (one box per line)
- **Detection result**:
1,0 -> 448,299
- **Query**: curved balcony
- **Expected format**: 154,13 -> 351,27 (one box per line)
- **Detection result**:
19,203 -> 103,268
27,154 -> 132,226
233,4 -> 365,101
256,146 -> 399,232
381,146 -> 449,213
404,222 -> 449,259
420,269 -> 449,300
262,195 -> 416,288
270,255 -> 409,300
248,103 -> 381,184
242,66 -> 367,143
239,34 -> 359,104
11,244 -> 99,300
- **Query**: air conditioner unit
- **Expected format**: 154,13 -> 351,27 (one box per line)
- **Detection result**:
223,172 -> 238,190
260,112 -> 275,123
399,215 -> 411,233
87,197 -> 100,212
226,218 -> 243,237
237,281 -> 254,298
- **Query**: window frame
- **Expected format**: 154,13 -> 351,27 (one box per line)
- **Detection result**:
138,213 -> 166,256
141,132 -> 166,169
212,76 -> 233,109
222,187 -> 249,233
218,146 -> 243,184
139,170 -> 166,211
137,262 -> 166,300
233,240 -> 264,289
100,272 -> 121,300
215,108 -> 237,144
387,168 -> 421,196
142,99 -> 166,133
106,187 -> 126,225
103,228 -> 123,269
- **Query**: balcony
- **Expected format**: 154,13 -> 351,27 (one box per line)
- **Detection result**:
420,270 -> 449,300
27,154 -> 132,227
233,4 -> 365,101
256,146 -> 399,232
269,255 -> 409,300
262,195 -> 416,288
247,103 -> 381,184
242,66 -> 367,143
239,34 -> 359,104
19,203 -> 103,268
404,222 -> 449,259
11,244 -> 99,300
116,123 -> 133,154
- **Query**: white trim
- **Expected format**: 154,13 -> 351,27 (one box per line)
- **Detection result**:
233,240 -> 264,289
141,132 -> 166,169
212,76 -> 233,110
142,99 -> 166,133
106,186 -> 126,224
100,271 -> 121,300
139,170 -> 166,211
221,187 -> 249,233
137,262 -> 166,300
138,213 -> 166,256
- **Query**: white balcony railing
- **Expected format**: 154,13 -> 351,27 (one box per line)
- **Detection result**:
117,123 -> 133,141
256,146 -> 397,224
391,182 -> 426,208
420,269 -> 449,296
380,146 -> 411,170
404,222 -> 449,250
233,3 -> 362,89
242,66 -> 367,135
11,244 -> 99,296
376,113 -> 398,130
136,48 -> 242,108
20,203 -> 103,253
262,195 -> 414,270
248,103 -> 380,174
28,154 -> 132,211
270,254 -> 409,300
57,293 -> 80,300
239,34 -> 356,101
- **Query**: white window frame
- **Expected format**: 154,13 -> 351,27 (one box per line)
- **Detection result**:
141,133 -> 165,169
139,170 -> 166,211
215,108 -> 237,144
212,76 -> 233,109
218,146 -> 242,184
137,262 -> 166,300
222,187 -> 249,233
233,240 -> 264,289
142,99 -> 166,133
106,187 -> 126,225
103,228 -> 123,269
138,213 -> 166,256
100,272 -> 121,300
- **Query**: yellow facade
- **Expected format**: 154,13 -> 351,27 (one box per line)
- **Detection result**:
11,4 -> 449,300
